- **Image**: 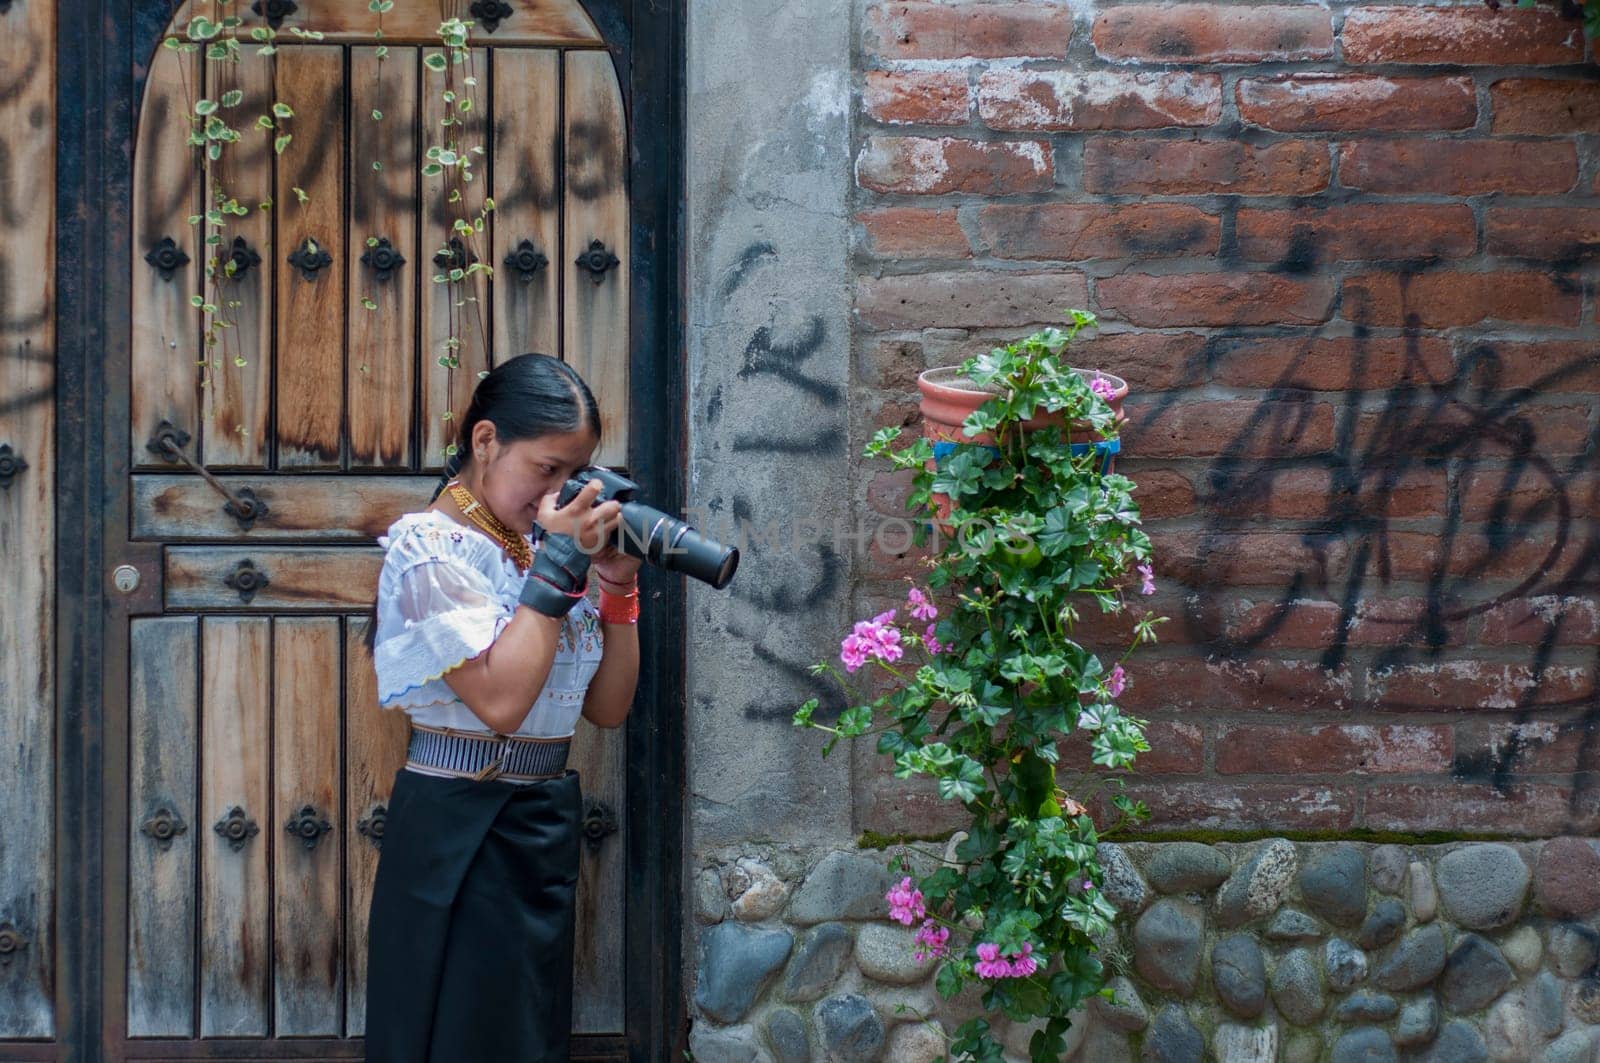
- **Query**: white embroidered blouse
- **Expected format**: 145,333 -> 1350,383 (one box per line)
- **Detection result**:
372,509 -> 604,738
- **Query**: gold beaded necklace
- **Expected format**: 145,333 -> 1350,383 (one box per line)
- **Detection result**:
444,480 -> 533,574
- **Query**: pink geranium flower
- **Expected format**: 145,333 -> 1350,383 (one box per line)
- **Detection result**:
975,941 -> 1042,979
1106,664 -> 1127,698
966,947 -> 1004,979
885,877 -> 926,926
924,624 -> 945,656
1138,562 -> 1156,596
1089,373 -> 1118,402
907,586 -> 938,622
874,625 -> 904,663
913,919 -> 950,962
840,632 -> 870,673
841,611 -> 906,671
974,942 -> 1012,978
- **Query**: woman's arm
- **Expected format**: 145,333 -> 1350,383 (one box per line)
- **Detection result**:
581,619 -> 639,728
443,606 -> 566,733
445,481 -> 622,732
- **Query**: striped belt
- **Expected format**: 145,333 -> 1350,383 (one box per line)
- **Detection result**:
405,723 -> 571,783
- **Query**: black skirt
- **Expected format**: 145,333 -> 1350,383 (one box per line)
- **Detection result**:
364,765 -> 583,1063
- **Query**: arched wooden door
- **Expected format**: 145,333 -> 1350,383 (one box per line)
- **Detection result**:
79,1 -> 677,1059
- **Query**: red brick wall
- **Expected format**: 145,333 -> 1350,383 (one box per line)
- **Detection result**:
850,1 -> 1600,839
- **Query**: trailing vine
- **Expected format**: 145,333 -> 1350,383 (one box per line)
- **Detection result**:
162,0 -> 494,461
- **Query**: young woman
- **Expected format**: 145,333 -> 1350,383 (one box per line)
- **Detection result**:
363,353 -> 641,1062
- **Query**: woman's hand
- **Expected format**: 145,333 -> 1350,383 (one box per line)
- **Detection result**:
536,480 -> 641,587
536,480 -> 619,554
590,543 -> 643,587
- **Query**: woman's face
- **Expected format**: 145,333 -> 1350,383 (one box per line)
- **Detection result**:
470,421 -> 599,535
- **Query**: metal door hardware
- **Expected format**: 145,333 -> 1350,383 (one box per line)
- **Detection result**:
357,804 -> 387,851
575,240 -> 619,285
141,806 -> 188,851
112,565 -> 141,594
223,559 -> 270,604
581,798 -> 619,854
284,805 -> 333,851
0,444 -> 26,490
145,420 -> 269,531
213,806 -> 260,852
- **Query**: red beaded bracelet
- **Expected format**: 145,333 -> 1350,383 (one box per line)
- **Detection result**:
599,586 -> 640,625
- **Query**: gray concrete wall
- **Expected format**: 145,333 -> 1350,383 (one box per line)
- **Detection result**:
685,0 -> 856,859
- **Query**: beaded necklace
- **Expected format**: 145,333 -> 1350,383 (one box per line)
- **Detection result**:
444,480 -> 533,574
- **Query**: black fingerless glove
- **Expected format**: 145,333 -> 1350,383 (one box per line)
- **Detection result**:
518,532 -> 592,617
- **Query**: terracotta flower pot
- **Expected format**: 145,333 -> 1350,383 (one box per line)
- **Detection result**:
916,366 -> 1129,530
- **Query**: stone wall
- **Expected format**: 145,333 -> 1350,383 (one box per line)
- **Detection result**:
688,838 -> 1600,1062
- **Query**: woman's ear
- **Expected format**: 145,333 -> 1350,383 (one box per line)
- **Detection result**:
470,419 -> 499,463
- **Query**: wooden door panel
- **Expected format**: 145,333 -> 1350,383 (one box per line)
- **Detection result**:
199,618 -> 272,1037
131,43 -> 202,471
166,0 -> 606,46
133,475 -> 433,541
563,50 -> 630,470
165,547 -> 382,611
274,47 -> 347,469
571,724 -> 627,1030
348,47 -> 421,471
492,49 -> 563,361
272,618 -> 344,1036
419,46 -> 491,469
0,0 -> 56,1040
127,618 -> 200,1038
203,47 -> 274,469
343,620 -> 410,1038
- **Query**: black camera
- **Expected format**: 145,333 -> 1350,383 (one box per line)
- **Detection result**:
554,466 -> 739,590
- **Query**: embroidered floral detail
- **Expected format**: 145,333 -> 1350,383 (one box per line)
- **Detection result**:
375,509 -> 603,733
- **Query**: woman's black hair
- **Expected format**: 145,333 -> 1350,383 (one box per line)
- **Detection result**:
363,353 -> 601,654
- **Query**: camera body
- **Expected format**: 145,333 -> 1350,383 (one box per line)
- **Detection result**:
556,466 -> 639,509
552,466 -> 739,590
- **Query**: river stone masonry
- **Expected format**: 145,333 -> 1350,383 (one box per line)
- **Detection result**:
690,840 -> 1600,1062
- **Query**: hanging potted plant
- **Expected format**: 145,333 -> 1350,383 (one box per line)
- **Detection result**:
794,309 -> 1163,1061
916,312 -> 1129,530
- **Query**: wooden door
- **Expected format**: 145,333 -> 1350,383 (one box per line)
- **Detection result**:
103,2 -> 637,1057
0,0 -> 58,1047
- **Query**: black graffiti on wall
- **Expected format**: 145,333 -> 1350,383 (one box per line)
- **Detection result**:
712,241 -> 852,721
1133,256 -> 1598,813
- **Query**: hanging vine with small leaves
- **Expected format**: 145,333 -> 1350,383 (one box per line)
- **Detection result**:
162,0 -> 493,461
422,15 -> 496,461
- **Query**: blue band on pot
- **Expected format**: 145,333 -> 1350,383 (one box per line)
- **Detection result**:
931,441 -> 1002,463
932,438 -> 1119,470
